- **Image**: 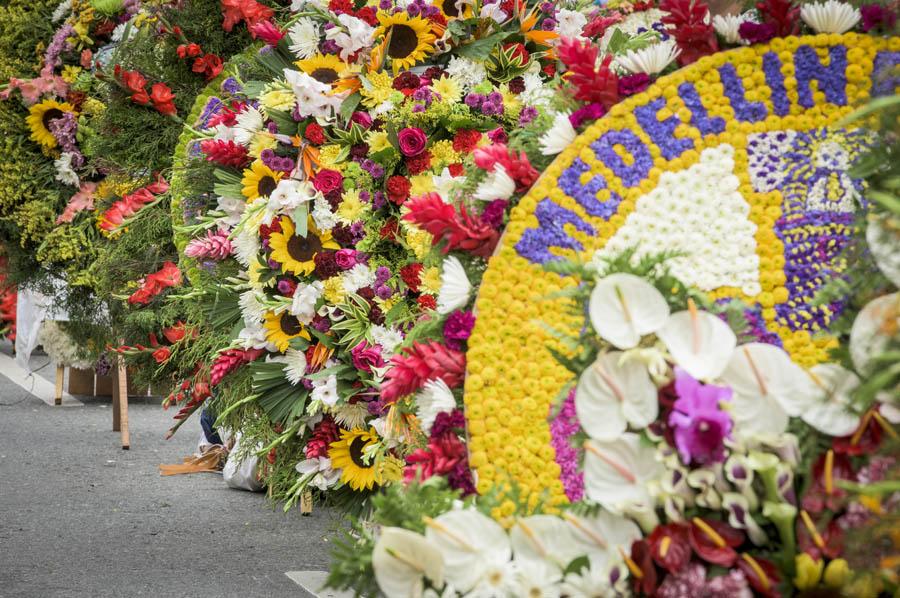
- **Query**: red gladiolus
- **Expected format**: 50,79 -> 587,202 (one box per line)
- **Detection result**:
127,262 -> 182,305
150,83 -> 177,116
472,144 -> 539,192
688,517 -> 744,567
221,0 -> 275,32
152,346 -> 172,364
121,69 -> 150,104
98,175 -> 169,234
162,322 -> 194,344
177,43 -> 203,58
248,20 -> 285,45
192,54 -> 224,81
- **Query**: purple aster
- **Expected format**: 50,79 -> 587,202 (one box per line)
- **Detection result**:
668,368 -> 732,466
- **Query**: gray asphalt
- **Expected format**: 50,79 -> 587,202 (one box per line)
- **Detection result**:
0,351 -> 336,598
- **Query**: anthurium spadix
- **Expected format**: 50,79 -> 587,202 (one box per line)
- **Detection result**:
583,433 -> 664,514
588,273 -> 670,349
793,363 -> 862,437
576,351 -> 658,440
657,300 -> 736,380
424,509 -> 511,594
562,510 -> 642,572
719,343 -> 807,437
372,527 -> 445,598
510,515 -> 583,572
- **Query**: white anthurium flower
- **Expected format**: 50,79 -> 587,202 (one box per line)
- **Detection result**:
583,433 -> 664,514
233,105 -> 264,145
881,402 -> 900,423
588,273 -> 670,349
614,39 -> 681,76
720,343 -> 809,437
474,166 -> 516,201
712,14 -> 750,44
423,509 -> 511,593
515,559 -> 563,597
800,0 -> 861,33
576,351 -> 658,440
867,216 -> 900,287
849,292 -> 898,375
510,515 -> 582,571
562,511 -> 642,572
561,564 -> 617,598
372,527 -> 445,598
687,468 -> 722,510
437,256 -> 472,314
416,379 -> 457,436
657,302 -> 736,380
793,363 -> 863,437
539,112 -> 577,156
619,345 -> 671,385
722,493 -> 768,546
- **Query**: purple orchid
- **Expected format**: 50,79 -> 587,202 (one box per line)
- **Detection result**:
668,367 -> 733,466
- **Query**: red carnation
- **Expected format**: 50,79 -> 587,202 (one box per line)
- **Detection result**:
417,295 -> 437,311
386,175 -> 412,205
400,263 -> 424,292
405,152 -> 432,175
305,122 -> 326,145
452,129 -> 482,153
448,163 -> 464,177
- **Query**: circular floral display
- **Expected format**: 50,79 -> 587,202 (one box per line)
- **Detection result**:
465,33 -> 900,504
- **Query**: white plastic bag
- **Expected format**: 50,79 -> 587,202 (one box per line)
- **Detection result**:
222,432 -> 264,492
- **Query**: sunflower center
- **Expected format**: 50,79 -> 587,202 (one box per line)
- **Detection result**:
349,435 -> 372,469
42,108 -> 65,130
311,68 -> 339,84
280,313 -> 303,336
257,176 -> 278,197
286,232 -> 323,262
387,24 -> 419,60
442,0 -> 459,17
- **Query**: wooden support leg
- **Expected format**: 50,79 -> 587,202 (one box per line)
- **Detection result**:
115,355 -> 130,450
300,491 -> 313,516
54,365 -> 64,406
112,373 -> 121,431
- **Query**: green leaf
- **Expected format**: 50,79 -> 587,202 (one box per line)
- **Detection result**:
340,92 -> 362,122
455,31 -> 510,60
294,203 -> 309,237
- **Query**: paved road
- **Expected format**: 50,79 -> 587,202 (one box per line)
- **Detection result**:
0,355 -> 335,598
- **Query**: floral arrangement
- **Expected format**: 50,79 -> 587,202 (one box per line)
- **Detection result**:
38,320 -> 95,369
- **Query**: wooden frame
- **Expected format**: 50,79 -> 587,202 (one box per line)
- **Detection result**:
111,354 -> 130,450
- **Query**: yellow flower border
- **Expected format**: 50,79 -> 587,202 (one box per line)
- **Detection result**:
465,34 -> 900,508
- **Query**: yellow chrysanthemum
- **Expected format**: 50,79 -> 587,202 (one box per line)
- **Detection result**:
410,174 -> 436,197
26,99 -> 76,149
337,189 -> 367,222
269,215 -> 340,277
61,65 -> 82,83
429,140 -> 459,168
431,75 -> 461,103
421,266 -> 441,294
360,70 -> 395,108
322,276 -> 346,303
241,161 -> 283,201
318,144 -> 343,168
248,133 -> 278,159
264,310 -> 311,352
329,427 -> 382,491
259,83 -> 296,112
374,12 -> 437,71
405,226 -> 433,260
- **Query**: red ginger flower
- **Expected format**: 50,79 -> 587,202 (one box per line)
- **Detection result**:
757,0 -> 800,36
210,347 -> 265,385
380,341 -> 466,402
557,38 -> 619,109
660,0 -> 718,66
305,417 -> 340,459
472,145 -> 539,192
221,0 -> 274,32
200,139 -> 249,168
403,193 -> 500,258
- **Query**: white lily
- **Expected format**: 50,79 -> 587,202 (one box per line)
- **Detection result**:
576,351 -> 658,440
801,0 -> 860,33
588,273 -> 670,349
583,433 -> 664,514
372,527 -> 445,598
424,509 -> 510,593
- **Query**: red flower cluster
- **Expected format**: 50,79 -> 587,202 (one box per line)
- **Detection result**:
404,193 -> 500,258
98,175 -> 169,233
380,341 -> 466,402
756,0 -> 801,37
177,43 -> 224,81
200,139 -> 250,168
660,0 -> 719,65
127,261 -> 182,306
305,417 -> 340,459
221,0 -> 274,33
210,347 -> 265,385
399,263 -> 423,292
557,38 -> 619,108
473,144 -> 539,193
113,65 -> 177,116
386,175 -> 412,204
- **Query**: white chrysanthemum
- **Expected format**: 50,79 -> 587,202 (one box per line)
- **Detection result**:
325,13 -> 375,61
238,290 -> 267,324
801,0 -> 860,33
291,281 -> 323,323
539,112 -> 577,156
233,106 -> 264,145
283,348 -> 309,385
371,324 -> 404,356
446,56 -> 487,90
437,256 -> 472,314
51,0 -> 73,23
713,14 -> 751,44
342,263 -> 376,293
231,226 -> 261,268
474,166 -> 516,201
520,72 -> 554,107
614,39 -> 680,76
54,152 -> 80,187
111,21 -> 138,43
415,379 -> 457,435
311,195 -> 338,230
556,8 -> 588,38
287,18 -> 320,59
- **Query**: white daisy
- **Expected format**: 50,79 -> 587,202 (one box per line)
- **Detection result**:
539,112 -> 577,156
287,17 -> 320,59
233,106 -> 264,145
283,348 -> 308,385
54,152 -> 80,187
474,166 -> 516,201
614,39 -> 680,76
291,281 -> 323,323
371,324 -> 404,356
231,226 -> 261,268
437,256 -> 472,315
801,0 -> 860,33
415,379 -> 457,435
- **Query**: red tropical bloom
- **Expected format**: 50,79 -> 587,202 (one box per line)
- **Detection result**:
200,139 -> 250,168
380,341 -> 466,402
403,193 -> 500,258
648,523 -> 692,573
688,517 -> 744,567
660,0 -> 719,65
221,0 -> 275,32
557,38 -> 619,108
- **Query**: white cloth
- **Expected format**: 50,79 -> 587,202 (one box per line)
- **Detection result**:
222,432 -> 264,492
15,282 -> 69,372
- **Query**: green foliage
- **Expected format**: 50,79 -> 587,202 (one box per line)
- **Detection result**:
0,0 -> 58,79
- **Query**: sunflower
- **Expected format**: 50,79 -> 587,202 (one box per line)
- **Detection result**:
26,99 -> 76,149
434,0 -> 472,20
241,160 -> 283,201
296,53 -> 350,86
329,427 -> 382,491
268,215 -> 339,276
264,310 -> 311,352
374,12 -> 437,72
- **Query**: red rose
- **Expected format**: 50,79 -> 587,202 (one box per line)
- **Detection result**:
305,122 -> 325,145
452,129 -> 481,153
386,175 -> 411,204
397,127 -> 428,157
405,152 -> 432,175
313,169 -> 343,194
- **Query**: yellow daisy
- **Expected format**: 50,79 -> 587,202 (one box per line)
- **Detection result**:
329,427 -> 382,491
241,161 -> 283,201
360,70 -> 396,109
264,310 -> 311,352
336,189 -> 367,222
268,215 -> 340,277
26,99 -> 76,149
374,12 -> 437,72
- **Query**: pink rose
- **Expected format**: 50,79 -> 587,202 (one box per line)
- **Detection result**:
350,341 -> 384,373
397,127 -> 428,157
313,169 -> 343,194
335,249 -> 357,270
